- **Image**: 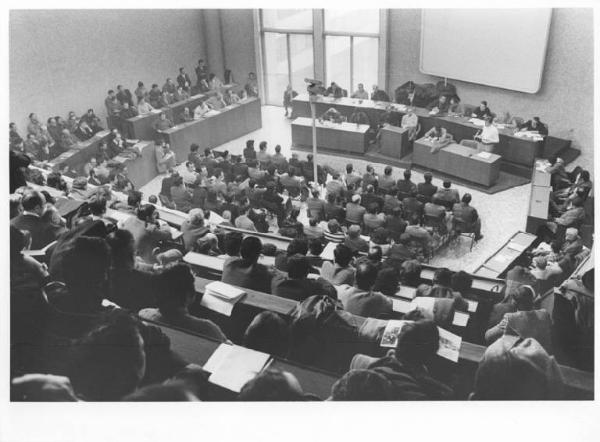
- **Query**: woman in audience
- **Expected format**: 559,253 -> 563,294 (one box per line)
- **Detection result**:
485,285 -> 553,354
139,264 -> 227,342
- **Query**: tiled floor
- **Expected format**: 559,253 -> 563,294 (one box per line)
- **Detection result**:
142,105 -> 538,273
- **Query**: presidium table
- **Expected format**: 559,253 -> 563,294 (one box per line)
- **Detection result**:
291,117 -> 370,154
413,138 -> 501,187
291,93 -> 570,168
162,97 -> 262,163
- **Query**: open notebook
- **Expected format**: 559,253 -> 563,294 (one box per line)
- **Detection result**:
200,281 -> 246,316
203,344 -> 272,393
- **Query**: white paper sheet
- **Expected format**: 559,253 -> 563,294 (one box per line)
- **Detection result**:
392,298 -> 413,314
380,320 -> 413,348
207,345 -> 272,393
466,300 -> 478,313
437,327 -> 462,363
452,311 -> 470,327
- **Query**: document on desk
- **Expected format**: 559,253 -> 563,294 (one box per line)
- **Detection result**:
150,109 -> 163,114
437,327 -> 462,363
204,344 -> 272,393
320,241 -> 337,261
392,298 -> 413,314
380,320 -> 413,348
466,299 -> 479,313
395,286 -> 417,300
452,310 -> 470,327
469,118 -> 485,126
477,152 -> 492,160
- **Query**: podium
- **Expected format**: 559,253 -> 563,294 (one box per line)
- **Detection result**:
379,125 -> 410,159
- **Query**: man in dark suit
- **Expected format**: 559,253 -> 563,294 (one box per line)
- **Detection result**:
10,189 -> 66,249
417,172 -> 438,200
177,67 -> 192,89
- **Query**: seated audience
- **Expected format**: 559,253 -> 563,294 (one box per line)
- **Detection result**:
221,236 -> 274,293
336,261 -> 392,318
139,264 -> 227,341
272,254 -> 336,302
243,311 -> 290,358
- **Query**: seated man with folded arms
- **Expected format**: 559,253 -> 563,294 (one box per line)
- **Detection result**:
155,141 -> 176,174
519,116 -> 548,136
426,94 -> 449,115
471,100 -> 493,119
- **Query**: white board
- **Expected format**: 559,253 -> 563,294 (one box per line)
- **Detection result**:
420,9 -> 552,93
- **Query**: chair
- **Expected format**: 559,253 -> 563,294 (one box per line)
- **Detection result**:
452,219 -> 477,252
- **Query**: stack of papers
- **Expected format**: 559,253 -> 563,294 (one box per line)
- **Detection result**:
203,344 -> 272,393
200,281 -> 246,316
437,327 -> 462,362
150,109 -> 163,114
469,118 -> 485,126
477,152 -> 492,160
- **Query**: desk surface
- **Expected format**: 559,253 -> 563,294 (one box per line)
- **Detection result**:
293,116 -> 370,133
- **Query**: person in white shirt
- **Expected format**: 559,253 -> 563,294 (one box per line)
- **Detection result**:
181,161 -> 199,186
193,101 -> 210,119
401,108 -> 419,141
475,117 -> 499,153
351,83 -> 369,100
137,97 -> 154,115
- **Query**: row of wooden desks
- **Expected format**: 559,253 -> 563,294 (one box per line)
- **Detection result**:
164,98 -> 262,163
473,231 -> 538,279
47,130 -> 112,173
291,93 -> 570,167
121,85 -> 238,140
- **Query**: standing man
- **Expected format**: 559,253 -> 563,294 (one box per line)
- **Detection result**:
474,116 -> 499,153
177,67 -> 192,89
401,108 -> 419,141
283,85 -> 298,118
195,59 -> 209,86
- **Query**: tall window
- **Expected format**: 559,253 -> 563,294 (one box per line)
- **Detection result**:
260,10 -> 314,105
259,9 -> 385,105
324,10 -> 380,94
